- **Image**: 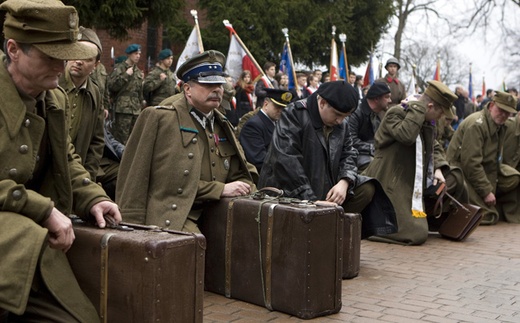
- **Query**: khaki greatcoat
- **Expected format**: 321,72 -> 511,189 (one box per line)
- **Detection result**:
116,93 -> 257,230
0,54 -> 109,321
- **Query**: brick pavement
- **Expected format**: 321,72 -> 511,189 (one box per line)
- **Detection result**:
203,222 -> 520,322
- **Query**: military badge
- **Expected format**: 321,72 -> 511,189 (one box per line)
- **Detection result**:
224,159 -> 230,170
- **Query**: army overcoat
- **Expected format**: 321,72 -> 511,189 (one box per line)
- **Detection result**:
363,101 -> 449,245
0,54 -> 109,321
116,93 -> 257,230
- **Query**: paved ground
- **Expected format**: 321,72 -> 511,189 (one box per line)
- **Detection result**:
203,222 -> 520,322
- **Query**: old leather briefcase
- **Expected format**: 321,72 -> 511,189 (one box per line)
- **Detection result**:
200,193 -> 344,319
67,220 -> 206,323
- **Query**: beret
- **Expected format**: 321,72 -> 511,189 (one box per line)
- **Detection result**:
125,44 -> 141,54
366,82 -> 391,99
317,81 -> 359,113
158,48 -> 173,61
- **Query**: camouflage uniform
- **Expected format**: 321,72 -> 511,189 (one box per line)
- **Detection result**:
143,65 -> 178,106
90,62 -> 110,111
108,61 -> 144,144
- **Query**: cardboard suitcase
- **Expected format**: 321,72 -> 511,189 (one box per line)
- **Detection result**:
67,221 -> 206,323
200,196 -> 344,319
342,213 -> 361,279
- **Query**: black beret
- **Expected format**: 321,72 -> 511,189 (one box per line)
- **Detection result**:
366,82 -> 391,99
317,81 -> 359,113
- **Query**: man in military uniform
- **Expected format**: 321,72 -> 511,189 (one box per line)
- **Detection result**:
376,57 -> 407,105
259,81 -> 397,239
59,27 -> 105,181
116,50 -> 257,233
348,81 -> 392,172
108,43 -> 145,144
239,88 -> 293,173
0,0 -> 122,321
143,48 -> 179,106
447,91 -> 520,224
364,81 -> 466,245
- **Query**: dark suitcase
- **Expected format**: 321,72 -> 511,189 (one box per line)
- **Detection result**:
342,213 -> 361,279
200,197 -> 344,319
67,221 -> 206,323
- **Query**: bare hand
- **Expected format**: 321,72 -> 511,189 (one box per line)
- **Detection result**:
483,192 -> 496,206
433,168 -> 446,186
126,67 -> 134,76
42,208 -> 75,252
160,73 -> 167,81
221,181 -> 251,197
326,179 -> 349,205
90,200 -> 122,228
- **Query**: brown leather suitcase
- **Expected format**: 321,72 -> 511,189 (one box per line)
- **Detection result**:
200,197 -> 343,319
342,213 -> 361,279
67,221 -> 206,323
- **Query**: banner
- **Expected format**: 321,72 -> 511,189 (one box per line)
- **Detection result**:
330,38 -> 339,81
433,57 -> 441,81
175,27 -> 202,73
280,42 -> 295,90
225,33 -> 261,84
362,53 -> 374,88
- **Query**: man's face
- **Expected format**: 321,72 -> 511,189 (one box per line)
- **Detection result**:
263,99 -> 284,121
298,76 -> 306,87
318,98 -> 351,126
8,41 -> 65,97
386,64 -> 398,76
162,56 -> 173,68
373,93 -> 392,112
314,71 -> 322,81
309,76 -> 318,88
128,50 -> 141,64
67,42 -> 99,81
348,74 -> 356,84
266,66 -> 276,78
489,102 -> 512,126
184,81 -> 224,114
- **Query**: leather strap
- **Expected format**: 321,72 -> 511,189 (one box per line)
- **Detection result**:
100,233 -> 116,323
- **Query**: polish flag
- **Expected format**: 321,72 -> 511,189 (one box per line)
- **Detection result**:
330,38 -> 339,81
224,23 -> 261,84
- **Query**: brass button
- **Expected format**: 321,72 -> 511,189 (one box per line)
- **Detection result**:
177,188 -> 183,194
24,119 -> 31,127
165,220 -> 171,226
171,204 -> 178,210
12,190 -> 22,200
8,168 -> 17,177
210,147 -> 215,153
36,155 -> 40,162
209,134 -> 213,139
19,145 -> 28,154
211,162 -> 216,167
82,178 -> 91,185
188,153 -> 194,159
184,170 -> 189,176
212,176 -> 216,180
191,138 -> 198,144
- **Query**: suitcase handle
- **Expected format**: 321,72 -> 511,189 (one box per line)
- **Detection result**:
251,187 -> 284,199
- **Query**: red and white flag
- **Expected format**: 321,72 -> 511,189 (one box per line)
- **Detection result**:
330,38 -> 339,81
175,27 -> 203,73
224,21 -> 262,84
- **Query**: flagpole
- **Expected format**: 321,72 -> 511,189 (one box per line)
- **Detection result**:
339,33 -> 348,76
190,10 -> 204,53
282,28 -> 299,92
222,20 -> 266,80
412,64 -> 417,94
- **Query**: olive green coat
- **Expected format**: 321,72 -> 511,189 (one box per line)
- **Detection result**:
0,55 -> 109,321
90,62 -> 110,111
116,93 -> 257,229
376,74 -> 407,105
108,61 -> 144,115
60,68 -> 105,181
142,66 -> 178,106
446,107 -> 518,223
363,101 -> 449,245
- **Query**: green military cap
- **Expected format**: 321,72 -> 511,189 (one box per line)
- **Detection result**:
158,48 -> 173,61
125,44 -> 141,54
492,91 -> 517,114
498,164 -> 520,193
78,26 -> 102,54
424,80 -> 457,119
115,55 -> 127,64
177,50 -> 227,84
0,0 -> 97,60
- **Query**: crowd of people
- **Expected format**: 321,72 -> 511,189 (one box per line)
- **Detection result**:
1,0 -> 520,321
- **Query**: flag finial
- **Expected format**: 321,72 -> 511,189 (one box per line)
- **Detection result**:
190,10 -> 198,19
332,25 -> 336,36
339,33 -> 346,43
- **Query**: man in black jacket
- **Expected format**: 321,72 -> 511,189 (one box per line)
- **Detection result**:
259,81 -> 397,238
348,82 -> 392,172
